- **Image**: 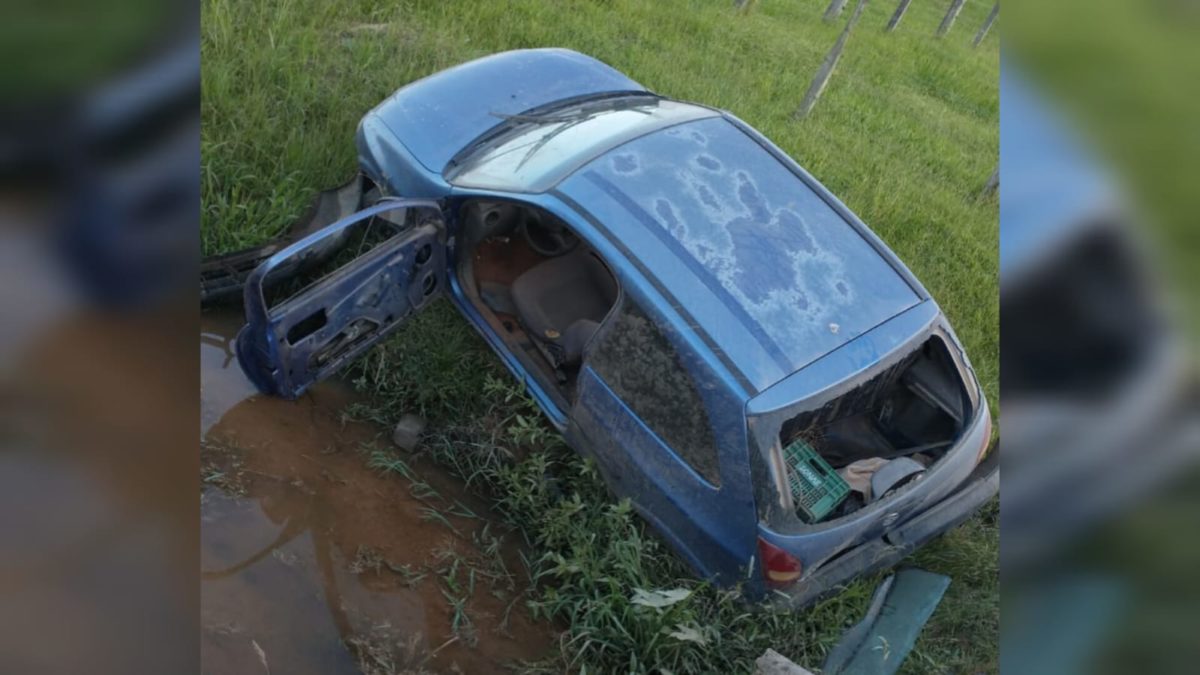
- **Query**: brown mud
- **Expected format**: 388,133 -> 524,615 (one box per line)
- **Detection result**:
200,311 -> 554,674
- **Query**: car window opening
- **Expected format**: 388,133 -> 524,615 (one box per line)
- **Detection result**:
456,199 -> 619,406
773,336 -> 973,524
260,203 -> 412,311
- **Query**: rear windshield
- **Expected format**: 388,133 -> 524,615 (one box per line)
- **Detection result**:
445,96 -> 717,193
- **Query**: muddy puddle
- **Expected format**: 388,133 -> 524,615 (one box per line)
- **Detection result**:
200,311 -> 554,674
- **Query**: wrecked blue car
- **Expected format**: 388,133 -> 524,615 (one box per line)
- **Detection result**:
220,49 -> 996,605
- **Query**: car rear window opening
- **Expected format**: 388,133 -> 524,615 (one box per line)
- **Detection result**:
774,336 -> 973,523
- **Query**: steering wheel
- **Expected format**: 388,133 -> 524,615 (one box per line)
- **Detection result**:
522,213 -> 581,257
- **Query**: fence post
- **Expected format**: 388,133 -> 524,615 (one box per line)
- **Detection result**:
886,0 -> 914,31
936,0 -> 967,36
796,0 -> 871,118
973,2 -> 999,46
979,166 -> 999,199
824,0 -> 851,21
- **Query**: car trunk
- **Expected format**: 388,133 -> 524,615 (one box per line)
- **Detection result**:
760,334 -> 976,525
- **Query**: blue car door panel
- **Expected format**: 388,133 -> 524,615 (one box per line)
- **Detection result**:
236,200 -> 445,398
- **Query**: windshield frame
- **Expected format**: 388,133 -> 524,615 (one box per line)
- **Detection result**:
443,92 -> 720,193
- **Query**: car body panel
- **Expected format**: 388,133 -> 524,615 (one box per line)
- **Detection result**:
229,48 -> 994,602
770,450 -> 998,609
746,300 -> 943,417
745,300 -> 989,582
445,98 -> 720,194
556,116 -> 923,391
235,200 -> 445,398
756,386 -> 990,580
569,365 -> 756,583
357,48 -> 645,176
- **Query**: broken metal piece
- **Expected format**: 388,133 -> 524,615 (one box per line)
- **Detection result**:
822,568 -> 950,675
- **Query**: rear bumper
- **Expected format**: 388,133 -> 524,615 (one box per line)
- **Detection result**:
769,452 -> 998,610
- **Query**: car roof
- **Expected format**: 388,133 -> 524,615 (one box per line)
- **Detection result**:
554,116 -> 922,392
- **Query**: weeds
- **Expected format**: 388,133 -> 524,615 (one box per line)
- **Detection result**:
348,623 -> 433,675
386,562 -> 429,589
419,507 -> 463,538
350,545 -> 387,576
408,479 -> 441,502
363,442 -> 416,480
200,438 -> 249,496
434,547 -> 480,647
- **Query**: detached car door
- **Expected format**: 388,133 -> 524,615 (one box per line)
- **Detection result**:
236,199 -> 445,398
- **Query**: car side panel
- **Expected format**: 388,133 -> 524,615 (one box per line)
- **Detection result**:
565,278 -> 762,587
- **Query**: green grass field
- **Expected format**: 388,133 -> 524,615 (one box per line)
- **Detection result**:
203,0 -> 998,671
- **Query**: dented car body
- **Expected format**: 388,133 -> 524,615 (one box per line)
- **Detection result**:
227,49 -> 997,605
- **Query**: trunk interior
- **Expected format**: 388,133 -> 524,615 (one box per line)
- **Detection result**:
777,335 -> 973,522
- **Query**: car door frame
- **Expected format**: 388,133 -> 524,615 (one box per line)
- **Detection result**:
440,189 -> 620,431
236,198 -> 445,398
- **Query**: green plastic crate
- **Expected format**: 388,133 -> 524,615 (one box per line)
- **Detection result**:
783,438 -> 849,522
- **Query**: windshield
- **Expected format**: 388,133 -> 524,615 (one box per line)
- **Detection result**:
445,95 -> 718,193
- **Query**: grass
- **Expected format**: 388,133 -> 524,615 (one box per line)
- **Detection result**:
1004,0 -> 1199,338
203,0 -> 998,671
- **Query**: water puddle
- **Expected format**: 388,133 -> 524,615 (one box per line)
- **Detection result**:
200,312 -> 258,437
200,311 -> 554,673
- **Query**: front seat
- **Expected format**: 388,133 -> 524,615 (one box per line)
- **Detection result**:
511,248 -> 618,367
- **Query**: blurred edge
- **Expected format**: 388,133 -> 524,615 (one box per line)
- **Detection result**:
1002,1 -> 1199,673
0,1 -> 198,673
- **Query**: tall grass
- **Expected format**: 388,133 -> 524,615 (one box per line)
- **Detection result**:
203,1 -> 998,671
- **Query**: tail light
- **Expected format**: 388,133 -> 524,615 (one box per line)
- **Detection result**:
758,537 -> 802,587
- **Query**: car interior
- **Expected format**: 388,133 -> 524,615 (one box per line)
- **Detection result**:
455,200 -> 620,408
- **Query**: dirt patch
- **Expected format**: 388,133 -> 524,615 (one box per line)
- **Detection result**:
201,311 -> 554,674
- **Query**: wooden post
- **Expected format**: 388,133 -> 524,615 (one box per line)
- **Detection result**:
796,0 -> 870,119
936,0 -> 966,36
979,166 -> 998,199
824,0 -> 850,21
973,2 -> 999,46
886,0 -> 914,31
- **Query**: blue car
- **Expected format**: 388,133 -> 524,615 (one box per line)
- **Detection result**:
228,49 -> 996,606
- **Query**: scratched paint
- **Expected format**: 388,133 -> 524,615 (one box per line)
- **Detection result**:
561,117 -> 920,385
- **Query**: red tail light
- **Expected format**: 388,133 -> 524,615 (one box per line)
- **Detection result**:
758,537 -> 802,587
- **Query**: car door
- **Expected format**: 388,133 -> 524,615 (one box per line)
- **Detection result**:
235,199 -> 445,398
